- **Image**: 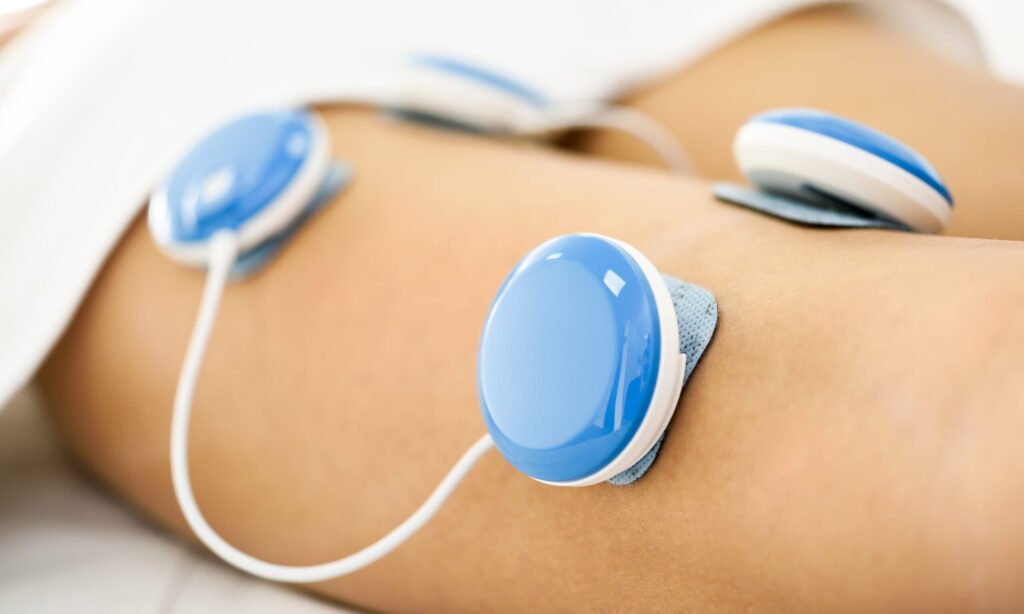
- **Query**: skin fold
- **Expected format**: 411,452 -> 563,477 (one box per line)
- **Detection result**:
35,6 -> 1024,612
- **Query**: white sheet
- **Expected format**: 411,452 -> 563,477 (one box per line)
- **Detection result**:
0,388 -> 356,613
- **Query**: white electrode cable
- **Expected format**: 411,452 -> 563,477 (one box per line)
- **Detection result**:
562,106 -> 696,175
517,104 -> 696,175
170,230 -> 495,583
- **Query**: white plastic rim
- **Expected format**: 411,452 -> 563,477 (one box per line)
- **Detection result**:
393,63 -> 694,174
148,110 -> 331,267
536,233 -> 686,487
393,62 -> 546,132
734,121 -> 950,233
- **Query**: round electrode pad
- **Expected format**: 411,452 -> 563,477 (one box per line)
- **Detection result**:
149,109 -> 330,265
478,234 -> 685,486
392,55 -> 550,133
732,108 -> 952,233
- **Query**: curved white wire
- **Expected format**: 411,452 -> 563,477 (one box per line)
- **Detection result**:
170,230 -> 495,583
564,107 -> 696,175
521,105 -> 695,175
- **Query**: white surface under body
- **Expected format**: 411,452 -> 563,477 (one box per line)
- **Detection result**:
734,121 -> 951,232
0,388 -> 356,613
0,0 -> 1016,409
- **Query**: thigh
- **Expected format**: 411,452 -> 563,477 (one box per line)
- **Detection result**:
567,5 -> 1024,240
39,106 -> 1024,612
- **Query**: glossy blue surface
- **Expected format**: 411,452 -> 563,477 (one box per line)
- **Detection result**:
752,108 -> 952,206
159,109 -> 317,243
478,235 -> 663,482
229,162 -> 349,278
412,54 -> 549,108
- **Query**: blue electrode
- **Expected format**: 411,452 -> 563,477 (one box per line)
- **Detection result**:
478,235 -> 664,483
150,105 -> 714,584
714,108 -> 953,233
149,109 -> 348,275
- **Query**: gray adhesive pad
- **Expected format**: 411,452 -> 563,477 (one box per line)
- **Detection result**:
609,275 -> 718,485
229,162 -> 351,279
712,182 -> 909,231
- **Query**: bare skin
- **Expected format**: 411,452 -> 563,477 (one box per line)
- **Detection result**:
39,107 -> 1024,611
35,6 -> 1024,613
568,6 -> 1024,240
